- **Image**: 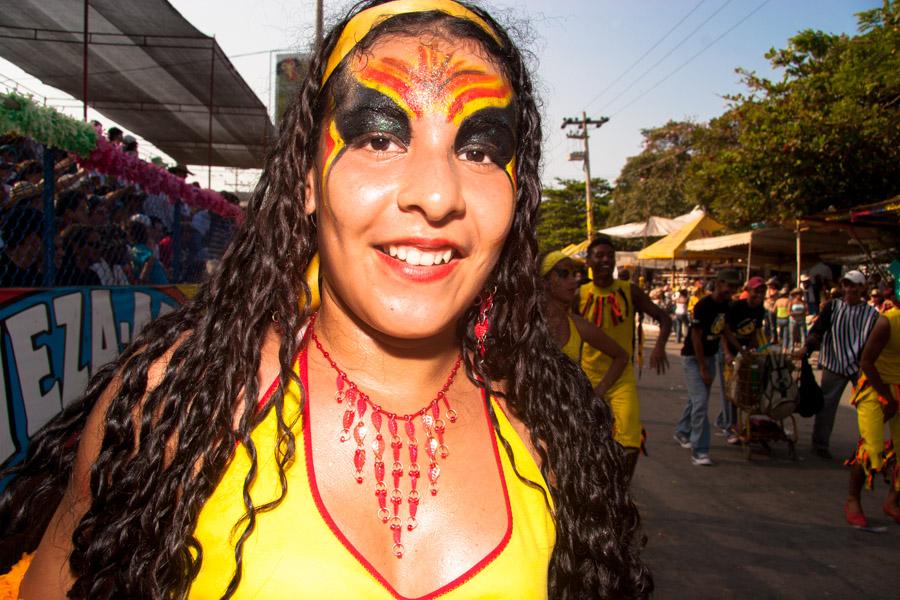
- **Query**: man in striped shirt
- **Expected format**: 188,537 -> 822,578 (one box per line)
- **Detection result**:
798,270 -> 880,459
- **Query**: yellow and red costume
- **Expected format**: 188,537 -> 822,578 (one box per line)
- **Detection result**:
846,308 -> 900,490
578,279 -> 642,451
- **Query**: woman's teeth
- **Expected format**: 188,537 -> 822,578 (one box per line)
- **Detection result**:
386,245 -> 454,266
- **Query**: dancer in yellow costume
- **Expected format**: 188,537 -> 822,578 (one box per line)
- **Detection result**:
539,250 -> 627,395
844,307 -> 900,528
578,235 -> 672,479
0,2 -> 651,599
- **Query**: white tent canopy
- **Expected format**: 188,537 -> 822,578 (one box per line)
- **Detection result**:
598,207 -> 706,239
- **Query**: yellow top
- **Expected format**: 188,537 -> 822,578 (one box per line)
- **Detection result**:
560,317 -> 582,363
577,280 -> 635,387
875,308 -> 900,384
687,292 -> 703,318
189,349 -> 555,599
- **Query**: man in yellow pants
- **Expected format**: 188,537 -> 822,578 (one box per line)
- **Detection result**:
844,306 -> 900,527
578,235 -> 672,480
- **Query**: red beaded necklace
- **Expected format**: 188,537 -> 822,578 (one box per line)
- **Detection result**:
309,315 -> 464,559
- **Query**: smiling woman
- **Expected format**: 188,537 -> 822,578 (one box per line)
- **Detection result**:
0,1 -> 651,599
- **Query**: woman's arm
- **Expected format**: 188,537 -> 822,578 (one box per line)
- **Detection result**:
20,373 -> 122,599
571,314 -> 628,399
859,316 -> 896,420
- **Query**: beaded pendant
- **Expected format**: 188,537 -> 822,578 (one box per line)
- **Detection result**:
311,324 -> 462,558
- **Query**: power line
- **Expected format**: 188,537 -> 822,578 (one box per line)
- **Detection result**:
597,0 -> 735,114
583,0 -> 707,110
609,0 -> 773,118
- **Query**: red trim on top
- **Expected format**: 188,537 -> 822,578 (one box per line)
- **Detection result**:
301,348 -> 514,600
255,326 -> 313,413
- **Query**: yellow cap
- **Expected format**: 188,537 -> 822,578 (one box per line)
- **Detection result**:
540,250 -> 570,277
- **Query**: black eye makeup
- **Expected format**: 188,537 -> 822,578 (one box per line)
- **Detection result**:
454,106 -> 517,168
334,85 -> 411,146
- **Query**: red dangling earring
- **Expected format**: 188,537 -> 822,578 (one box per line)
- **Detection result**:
474,287 -> 496,357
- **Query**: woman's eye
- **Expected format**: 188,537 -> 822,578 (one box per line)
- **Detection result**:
367,135 -> 393,152
462,149 -> 492,164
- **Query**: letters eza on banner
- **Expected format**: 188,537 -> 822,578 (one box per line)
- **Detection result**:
0,286 -> 188,469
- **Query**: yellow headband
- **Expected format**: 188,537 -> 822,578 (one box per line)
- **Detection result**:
322,0 -> 502,85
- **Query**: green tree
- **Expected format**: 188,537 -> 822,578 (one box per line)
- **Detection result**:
608,120 -> 698,225
688,0 -> 900,227
536,177 -> 612,255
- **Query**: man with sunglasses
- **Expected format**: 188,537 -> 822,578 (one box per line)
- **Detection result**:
578,235 -> 672,478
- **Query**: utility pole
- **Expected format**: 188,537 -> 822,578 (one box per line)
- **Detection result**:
315,0 -> 324,49
562,112 -> 609,241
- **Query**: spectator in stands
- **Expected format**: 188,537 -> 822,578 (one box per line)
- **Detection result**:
55,189 -> 89,231
0,143 -> 20,165
123,135 -> 138,156
86,193 -> 111,226
204,192 -> 238,263
0,161 -> 14,206
107,127 -> 124,145
57,224 -> 102,286
128,218 -> 168,285
797,270 -> 880,459
0,207 -> 44,287
13,160 -> 41,185
142,164 -> 192,232
91,224 -> 130,285
9,160 -> 44,208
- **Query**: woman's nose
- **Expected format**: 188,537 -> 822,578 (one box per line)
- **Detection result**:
396,137 -> 465,224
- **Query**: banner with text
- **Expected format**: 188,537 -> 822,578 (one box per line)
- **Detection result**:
0,286 -> 192,467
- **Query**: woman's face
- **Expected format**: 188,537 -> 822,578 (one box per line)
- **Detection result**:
544,258 -> 580,304
312,34 -> 517,339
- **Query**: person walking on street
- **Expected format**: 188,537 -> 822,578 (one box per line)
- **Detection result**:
674,289 -> 689,344
764,277 -> 780,343
775,287 -> 791,351
717,276 -> 768,444
674,268 -> 741,466
579,235 -> 672,479
797,270 -> 880,459
844,306 -> 900,527
789,288 -> 808,350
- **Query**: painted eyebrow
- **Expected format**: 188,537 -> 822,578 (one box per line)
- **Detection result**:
454,107 -> 517,163
334,85 -> 411,144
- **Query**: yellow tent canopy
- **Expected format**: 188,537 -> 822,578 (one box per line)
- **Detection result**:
637,214 -> 724,260
562,239 -> 589,257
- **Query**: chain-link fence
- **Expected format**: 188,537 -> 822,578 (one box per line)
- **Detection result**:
0,134 -> 237,288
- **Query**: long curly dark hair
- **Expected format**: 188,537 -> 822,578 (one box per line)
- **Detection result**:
0,2 -> 651,598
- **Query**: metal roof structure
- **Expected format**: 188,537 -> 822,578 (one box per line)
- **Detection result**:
0,0 -> 274,169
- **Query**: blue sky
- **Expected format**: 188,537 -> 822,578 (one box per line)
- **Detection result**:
0,0 -> 879,190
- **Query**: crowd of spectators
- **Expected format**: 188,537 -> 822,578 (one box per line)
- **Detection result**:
0,129 -> 239,288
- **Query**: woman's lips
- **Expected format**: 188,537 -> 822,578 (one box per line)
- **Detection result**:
375,250 -> 459,283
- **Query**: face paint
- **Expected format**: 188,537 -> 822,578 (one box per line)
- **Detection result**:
354,45 -> 512,124
351,44 -> 516,186
453,106 -> 517,187
320,118 -> 347,187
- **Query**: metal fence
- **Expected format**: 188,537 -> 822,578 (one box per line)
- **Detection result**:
0,135 -> 236,288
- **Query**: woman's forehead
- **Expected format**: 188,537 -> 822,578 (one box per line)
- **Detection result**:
343,34 -> 512,124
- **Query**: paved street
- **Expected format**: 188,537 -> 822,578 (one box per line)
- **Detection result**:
631,332 -> 900,599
